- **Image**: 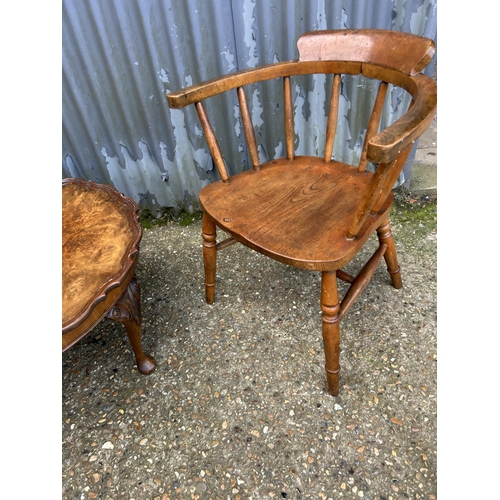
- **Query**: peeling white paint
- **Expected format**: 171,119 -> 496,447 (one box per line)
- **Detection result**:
242,0 -> 258,67
222,49 -> 236,72
316,0 -> 327,30
293,83 -> 306,156
101,141 -> 174,208
234,104 -> 242,137
100,109 -> 212,209
257,143 -> 268,164
341,7 -> 349,29
410,0 -> 434,34
307,74 -> 327,156
392,0 -> 406,30
63,0 -> 435,211
296,79 -> 330,158
159,68 -> 169,83
333,92 -> 354,164
164,108 -> 212,196
274,140 -> 284,158
251,88 -> 263,128
65,155 -> 80,178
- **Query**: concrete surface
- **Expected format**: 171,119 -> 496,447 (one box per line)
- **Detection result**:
62,201 -> 437,499
62,73 -> 438,500
410,118 -> 437,197
409,66 -> 437,197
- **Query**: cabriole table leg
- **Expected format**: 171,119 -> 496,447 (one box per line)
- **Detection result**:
107,276 -> 156,374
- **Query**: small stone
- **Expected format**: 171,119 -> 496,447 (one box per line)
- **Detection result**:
334,404 -> 342,410
102,441 -> 114,449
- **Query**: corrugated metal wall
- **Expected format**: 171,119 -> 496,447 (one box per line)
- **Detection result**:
62,0 -> 437,215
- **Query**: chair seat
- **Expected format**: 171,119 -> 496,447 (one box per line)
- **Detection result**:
200,156 -> 393,270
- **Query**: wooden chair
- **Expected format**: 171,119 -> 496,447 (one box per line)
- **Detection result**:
167,29 -> 437,396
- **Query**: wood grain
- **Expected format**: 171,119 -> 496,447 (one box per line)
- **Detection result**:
167,29 -> 437,395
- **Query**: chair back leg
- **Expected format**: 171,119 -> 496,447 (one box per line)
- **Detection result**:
377,218 -> 403,289
202,213 -> 217,304
321,271 -> 341,396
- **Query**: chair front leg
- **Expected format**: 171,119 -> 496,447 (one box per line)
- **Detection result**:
321,271 -> 341,396
202,212 -> 217,304
376,218 -> 402,289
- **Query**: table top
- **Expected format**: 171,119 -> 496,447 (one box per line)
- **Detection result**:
62,178 -> 142,333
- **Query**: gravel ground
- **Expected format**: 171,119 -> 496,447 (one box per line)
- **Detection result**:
62,200 -> 437,500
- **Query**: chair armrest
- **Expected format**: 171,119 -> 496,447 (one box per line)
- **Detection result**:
367,74 -> 437,164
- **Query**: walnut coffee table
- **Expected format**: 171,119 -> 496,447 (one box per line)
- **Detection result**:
62,178 -> 156,374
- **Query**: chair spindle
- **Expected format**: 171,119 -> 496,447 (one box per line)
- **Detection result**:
358,81 -> 388,173
324,74 -> 341,163
283,76 -> 295,161
237,87 -> 260,170
347,160 -> 395,239
195,101 -> 229,182
371,99 -> 416,213
371,144 -> 413,214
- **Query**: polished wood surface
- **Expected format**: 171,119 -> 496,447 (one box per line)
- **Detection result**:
167,29 -> 436,395
62,180 -> 141,330
62,178 -> 155,374
297,29 -> 435,75
199,157 -> 393,271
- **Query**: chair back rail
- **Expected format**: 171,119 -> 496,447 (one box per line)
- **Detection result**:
297,29 -> 435,76
167,64 -> 435,165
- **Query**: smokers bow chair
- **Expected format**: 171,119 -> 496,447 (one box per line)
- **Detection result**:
167,29 -> 437,396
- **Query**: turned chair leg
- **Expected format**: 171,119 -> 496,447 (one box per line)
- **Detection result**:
107,276 -> 156,375
376,218 -> 402,289
321,271 -> 341,396
202,212 -> 217,304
